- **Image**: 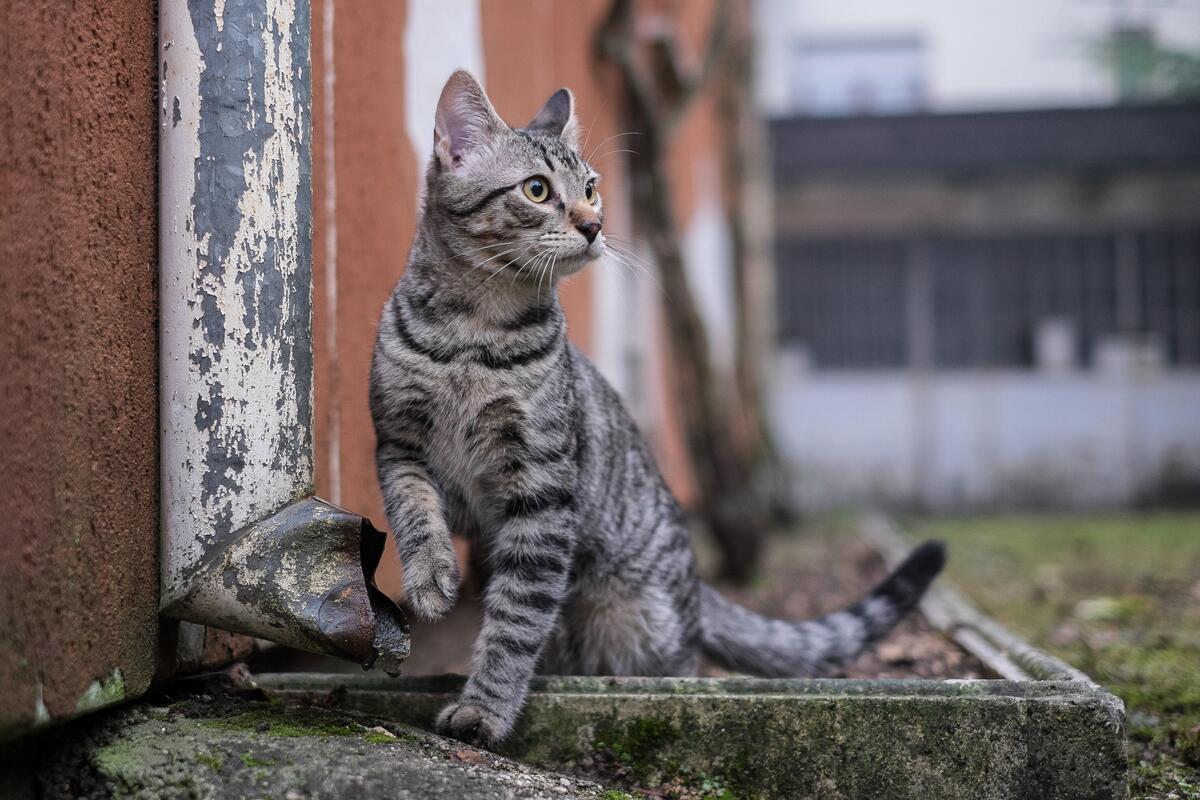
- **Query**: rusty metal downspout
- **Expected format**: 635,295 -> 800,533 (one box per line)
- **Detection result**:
158,0 -> 408,673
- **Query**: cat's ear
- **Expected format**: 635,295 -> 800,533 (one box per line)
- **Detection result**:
434,70 -> 507,171
526,88 -> 579,149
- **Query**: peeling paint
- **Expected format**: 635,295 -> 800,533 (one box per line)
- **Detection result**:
161,0 -> 313,604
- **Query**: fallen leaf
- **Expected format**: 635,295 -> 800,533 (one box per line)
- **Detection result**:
453,748 -> 489,765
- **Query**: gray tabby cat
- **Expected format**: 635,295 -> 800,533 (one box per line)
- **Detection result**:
371,71 -> 946,748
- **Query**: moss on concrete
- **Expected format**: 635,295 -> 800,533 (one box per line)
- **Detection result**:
238,752 -> 274,768
593,714 -> 679,784
281,674 -> 1126,799
73,669 -> 126,715
194,750 -> 222,771
204,703 -> 361,738
26,697 -> 612,799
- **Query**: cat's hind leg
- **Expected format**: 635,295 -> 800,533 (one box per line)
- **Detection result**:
542,580 -> 700,677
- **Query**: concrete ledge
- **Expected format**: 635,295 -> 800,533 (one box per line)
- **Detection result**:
257,672 -> 1130,799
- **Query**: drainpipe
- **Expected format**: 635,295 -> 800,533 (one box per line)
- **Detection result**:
159,0 -> 408,673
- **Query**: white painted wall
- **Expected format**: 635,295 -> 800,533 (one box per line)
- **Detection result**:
681,157 -> 736,374
755,0 -> 1200,115
403,0 -> 486,184
771,357 -> 1200,509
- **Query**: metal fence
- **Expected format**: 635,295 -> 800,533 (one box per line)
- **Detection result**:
777,226 -> 1200,369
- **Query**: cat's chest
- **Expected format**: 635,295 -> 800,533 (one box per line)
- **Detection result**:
422,365 -> 540,482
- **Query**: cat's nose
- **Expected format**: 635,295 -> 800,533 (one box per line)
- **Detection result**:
575,221 -> 601,243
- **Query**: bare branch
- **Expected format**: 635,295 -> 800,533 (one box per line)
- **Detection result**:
594,0 -> 660,132
691,0 -> 734,100
654,0 -> 733,132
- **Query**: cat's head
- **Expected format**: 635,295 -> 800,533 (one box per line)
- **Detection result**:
427,70 -> 604,282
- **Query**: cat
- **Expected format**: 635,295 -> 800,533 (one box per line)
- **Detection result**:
370,70 -> 946,748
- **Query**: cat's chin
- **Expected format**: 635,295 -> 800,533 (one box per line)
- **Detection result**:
586,237 -> 607,261
546,243 -> 604,279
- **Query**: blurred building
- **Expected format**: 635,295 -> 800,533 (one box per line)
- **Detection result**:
759,0 -> 1200,509
755,0 -> 1200,115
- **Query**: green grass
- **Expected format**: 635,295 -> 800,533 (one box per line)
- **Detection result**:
194,750 -> 223,771
239,752 -> 274,769
905,512 -> 1200,799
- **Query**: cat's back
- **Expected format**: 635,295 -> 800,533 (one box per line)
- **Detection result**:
564,342 -> 678,530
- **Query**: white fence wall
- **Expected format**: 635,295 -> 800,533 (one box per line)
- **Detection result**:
771,359 -> 1200,509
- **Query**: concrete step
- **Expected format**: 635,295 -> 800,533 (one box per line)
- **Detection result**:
258,672 -> 1130,800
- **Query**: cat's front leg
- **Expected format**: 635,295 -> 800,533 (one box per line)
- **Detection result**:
437,493 -> 577,748
375,438 -> 460,621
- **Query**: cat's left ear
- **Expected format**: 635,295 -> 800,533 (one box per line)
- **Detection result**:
434,70 -> 508,172
526,88 -> 579,149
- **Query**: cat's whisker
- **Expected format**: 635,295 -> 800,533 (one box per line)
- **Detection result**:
480,256 -> 520,288
514,248 -> 546,287
603,239 -> 654,266
532,250 -> 549,303
537,250 -> 560,305
584,130 -> 640,164
482,245 -> 544,292
447,240 -> 513,260
590,148 -> 639,165
453,239 -> 540,291
444,248 -> 529,295
427,239 -> 537,296
602,238 -> 647,260
605,246 -> 668,300
534,252 -> 551,305
578,98 -> 615,158
433,239 -> 523,273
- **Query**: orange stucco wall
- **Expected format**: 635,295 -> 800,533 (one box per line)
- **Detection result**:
0,0 -> 160,733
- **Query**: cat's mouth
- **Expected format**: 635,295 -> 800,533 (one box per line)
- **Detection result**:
545,235 -> 606,276
513,235 -> 604,283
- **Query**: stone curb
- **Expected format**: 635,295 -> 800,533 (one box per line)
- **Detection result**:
256,669 -> 1129,799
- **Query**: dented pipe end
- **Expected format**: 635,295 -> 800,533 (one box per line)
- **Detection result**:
161,498 -> 410,672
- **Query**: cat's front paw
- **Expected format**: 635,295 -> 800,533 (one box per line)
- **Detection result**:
436,701 -> 508,750
401,542 -> 460,622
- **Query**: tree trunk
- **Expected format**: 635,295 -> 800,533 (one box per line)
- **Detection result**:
718,2 -> 796,525
596,0 -> 773,581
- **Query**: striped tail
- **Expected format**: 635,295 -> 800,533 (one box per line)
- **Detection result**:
699,541 -> 946,677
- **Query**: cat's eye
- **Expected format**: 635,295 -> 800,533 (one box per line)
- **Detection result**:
522,176 -> 551,203
585,180 -> 598,205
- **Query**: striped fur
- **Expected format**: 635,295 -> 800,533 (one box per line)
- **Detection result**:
371,72 -> 946,749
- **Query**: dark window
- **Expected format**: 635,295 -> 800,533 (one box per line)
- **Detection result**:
777,238 -> 908,368
776,227 -> 1200,369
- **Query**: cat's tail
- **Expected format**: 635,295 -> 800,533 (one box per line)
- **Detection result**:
699,541 -> 946,676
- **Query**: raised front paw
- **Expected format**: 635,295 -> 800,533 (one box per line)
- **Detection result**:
436,701 -> 509,750
401,540 -> 461,622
